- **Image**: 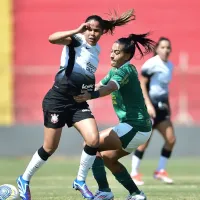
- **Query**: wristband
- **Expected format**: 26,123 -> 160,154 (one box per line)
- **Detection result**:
90,91 -> 100,99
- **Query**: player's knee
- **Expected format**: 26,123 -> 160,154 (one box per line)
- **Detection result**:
85,134 -> 99,148
102,154 -> 118,165
166,135 -> 176,147
86,140 -> 99,148
170,136 -> 176,146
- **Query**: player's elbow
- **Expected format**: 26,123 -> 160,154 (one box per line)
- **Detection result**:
106,84 -> 117,94
107,81 -> 119,92
48,35 -> 57,44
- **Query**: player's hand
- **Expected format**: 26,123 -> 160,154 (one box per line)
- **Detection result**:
73,91 -> 91,103
76,23 -> 91,33
147,104 -> 156,118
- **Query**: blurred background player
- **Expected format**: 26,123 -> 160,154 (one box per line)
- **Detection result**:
16,10 -> 135,200
74,32 -> 156,200
131,37 -> 176,185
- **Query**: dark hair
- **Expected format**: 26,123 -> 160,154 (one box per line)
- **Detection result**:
85,9 -> 135,35
154,37 -> 171,56
116,33 -> 156,60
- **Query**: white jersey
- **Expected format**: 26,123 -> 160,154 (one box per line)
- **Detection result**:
60,33 -> 100,78
53,33 -> 100,95
141,55 -> 173,101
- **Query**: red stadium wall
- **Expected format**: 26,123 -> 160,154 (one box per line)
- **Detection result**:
13,0 -> 200,125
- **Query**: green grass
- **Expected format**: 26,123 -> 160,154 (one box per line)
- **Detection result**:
0,157 -> 200,200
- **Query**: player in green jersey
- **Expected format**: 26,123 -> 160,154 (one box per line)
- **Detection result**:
74,33 -> 156,200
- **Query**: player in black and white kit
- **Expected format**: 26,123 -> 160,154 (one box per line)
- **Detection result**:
131,37 -> 176,185
16,10 -> 135,200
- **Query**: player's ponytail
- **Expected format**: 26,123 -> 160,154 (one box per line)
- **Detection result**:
116,33 -> 156,60
85,9 -> 135,35
102,9 -> 135,34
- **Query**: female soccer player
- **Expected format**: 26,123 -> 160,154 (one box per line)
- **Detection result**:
131,37 -> 175,185
74,33 -> 156,200
16,10 -> 135,200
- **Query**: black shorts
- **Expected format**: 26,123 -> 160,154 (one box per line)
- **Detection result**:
152,101 -> 171,128
42,88 -> 94,128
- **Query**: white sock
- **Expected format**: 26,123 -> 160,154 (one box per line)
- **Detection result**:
131,154 -> 141,176
77,150 -> 96,181
157,156 -> 168,171
22,151 -> 46,182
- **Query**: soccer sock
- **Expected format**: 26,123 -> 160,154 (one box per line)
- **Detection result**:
157,147 -> 172,171
131,150 -> 144,176
22,147 -> 50,182
113,163 -> 140,195
92,157 -> 111,192
77,145 -> 98,181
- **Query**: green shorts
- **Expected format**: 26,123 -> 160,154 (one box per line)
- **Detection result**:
112,123 -> 152,153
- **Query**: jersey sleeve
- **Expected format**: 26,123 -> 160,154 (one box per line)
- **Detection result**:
71,33 -> 84,47
141,58 -> 155,77
100,70 -> 112,86
110,67 -> 129,90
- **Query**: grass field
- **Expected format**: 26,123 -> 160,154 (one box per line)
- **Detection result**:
0,157 -> 199,200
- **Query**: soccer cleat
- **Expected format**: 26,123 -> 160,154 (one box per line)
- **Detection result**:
131,173 -> 144,186
153,169 -> 174,184
16,175 -> 31,200
126,191 -> 147,200
94,190 -> 114,200
73,179 -> 94,199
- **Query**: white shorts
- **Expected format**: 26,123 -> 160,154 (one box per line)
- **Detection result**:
113,123 -> 152,153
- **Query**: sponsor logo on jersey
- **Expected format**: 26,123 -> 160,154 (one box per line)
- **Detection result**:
81,84 -> 95,93
51,114 -> 59,124
86,62 -> 96,74
82,109 -> 90,112
82,84 -> 94,89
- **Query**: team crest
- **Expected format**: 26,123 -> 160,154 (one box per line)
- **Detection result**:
51,114 -> 59,124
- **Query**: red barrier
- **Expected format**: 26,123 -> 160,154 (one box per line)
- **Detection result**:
13,0 -> 200,125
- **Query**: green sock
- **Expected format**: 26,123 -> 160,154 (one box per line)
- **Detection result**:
92,157 -> 111,192
113,164 -> 140,195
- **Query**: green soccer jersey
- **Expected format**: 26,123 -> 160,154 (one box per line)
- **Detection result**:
101,63 -> 152,131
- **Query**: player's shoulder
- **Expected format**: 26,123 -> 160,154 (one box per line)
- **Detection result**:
73,33 -> 85,42
142,56 -> 157,69
95,44 -> 101,54
119,63 -> 138,76
120,62 -> 132,70
70,33 -> 85,47
145,55 -> 158,65
90,42 -> 101,55
117,62 -> 131,73
167,60 -> 174,69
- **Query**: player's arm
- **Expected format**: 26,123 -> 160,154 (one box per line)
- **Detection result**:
74,81 -> 118,102
90,67 -> 126,98
95,82 -> 103,90
74,68 -> 125,102
92,81 -> 118,98
141,60 -> 156,117
48,22 -> 90,45
140,75 -> 152,106
95,70 -> 113,90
